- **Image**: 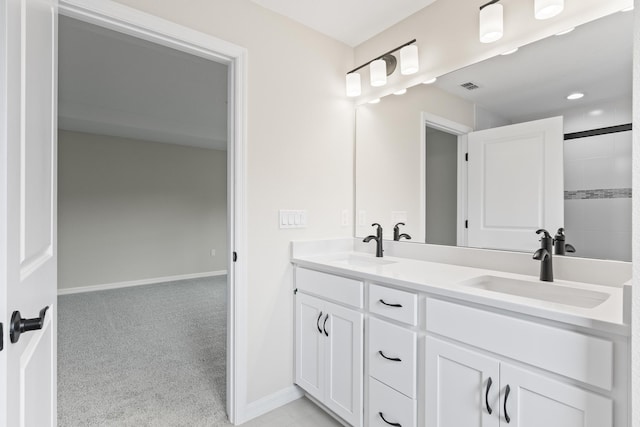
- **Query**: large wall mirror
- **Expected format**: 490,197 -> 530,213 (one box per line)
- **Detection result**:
355,10 -> 632,262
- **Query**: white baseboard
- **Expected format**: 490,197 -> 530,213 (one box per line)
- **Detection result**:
237,385 -> 304,425
58,270 -> 227,295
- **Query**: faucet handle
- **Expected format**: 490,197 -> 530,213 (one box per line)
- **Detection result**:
535,229 -> 551,238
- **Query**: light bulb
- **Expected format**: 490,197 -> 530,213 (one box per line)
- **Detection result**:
345,73 -> 361,97
535,0 -> 564,20
370,59 -> 387,87
400,45 -> 419,75
479,3 -> 503,43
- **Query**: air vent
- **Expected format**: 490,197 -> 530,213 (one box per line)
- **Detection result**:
460,82 -> 480,90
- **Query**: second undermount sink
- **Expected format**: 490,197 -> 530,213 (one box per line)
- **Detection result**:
460,275 -> 610,308
330,254 -> 397,268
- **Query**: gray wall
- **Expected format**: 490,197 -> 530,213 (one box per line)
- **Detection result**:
58,130 -> 227,290
425,127 -> 458,246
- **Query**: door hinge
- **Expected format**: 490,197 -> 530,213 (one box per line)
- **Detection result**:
465,153 -> 469,161
233,251 -> 237,262
0,323 -> 3,351
465,220 -> 468,229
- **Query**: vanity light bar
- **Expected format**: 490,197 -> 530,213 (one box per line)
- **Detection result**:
347,39 -> 417,75
346,39 -> 418,97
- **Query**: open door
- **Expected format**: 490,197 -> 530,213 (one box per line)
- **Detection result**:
1,0 -> 58,426
467,117 -> 564,252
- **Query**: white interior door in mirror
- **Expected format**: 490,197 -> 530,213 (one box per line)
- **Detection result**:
467,117 -> 564,252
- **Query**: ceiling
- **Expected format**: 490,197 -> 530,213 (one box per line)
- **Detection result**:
250,0 -> 439,47
58,15 -> 229,151
433,11 -> 633,123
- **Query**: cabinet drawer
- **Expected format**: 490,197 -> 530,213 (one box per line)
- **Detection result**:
369,284 -> 417,325
369,377 -> 416,427
295,267 -> 363,308
369,317 -> 417,398
426,298 -> 613,390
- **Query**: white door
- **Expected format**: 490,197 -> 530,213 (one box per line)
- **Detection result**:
467,117 -> 564,252
500,363 -> 612,427
294,293 -> 325,401
425,337 -> 500,427
1,0 -> 58,426
324,300 -> 363,427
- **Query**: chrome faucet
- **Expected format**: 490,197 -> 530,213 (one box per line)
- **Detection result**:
533,229 -> 553,282
393,222 -> 412,241
363,223 -> 384,257
553,228 -> 576,256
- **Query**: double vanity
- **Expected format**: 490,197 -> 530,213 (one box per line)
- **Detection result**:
291,239 -> 631,427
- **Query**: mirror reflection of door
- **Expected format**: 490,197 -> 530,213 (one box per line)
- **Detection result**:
467,116 -> 565,252
425,126 -> 458,246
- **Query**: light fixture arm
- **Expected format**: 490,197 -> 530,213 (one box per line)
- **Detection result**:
480,0 -> 501,10
346,39 -> 416,75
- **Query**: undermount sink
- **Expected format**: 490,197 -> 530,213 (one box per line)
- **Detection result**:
460,275 -> 610,308
329,254 -> 397,268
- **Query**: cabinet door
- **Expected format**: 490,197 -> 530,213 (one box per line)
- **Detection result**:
324,300 -> 364,427
295,293 -> 325,401
500,364 -> 613,427
426,337 -> 500,427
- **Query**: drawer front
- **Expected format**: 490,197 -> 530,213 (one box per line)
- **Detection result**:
369,317 -> 417,398
369,283 -> 417,325
368,377 -> 416,427
295,267 -> 363,308
426,298 -> 613,390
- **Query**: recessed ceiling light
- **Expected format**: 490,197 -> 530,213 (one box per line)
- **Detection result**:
393,89 -> 407,95
368,98 -> 381,104
555,27 -> 575,36
422,77 -> 437,84
567,92 -> 584,100
621,5 -> 634,12
501,48 -> 519,55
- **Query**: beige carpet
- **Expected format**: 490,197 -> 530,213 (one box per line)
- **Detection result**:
57,276 -> 227,426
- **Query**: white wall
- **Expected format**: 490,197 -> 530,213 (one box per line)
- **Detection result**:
109,0 -> 355,405
58,130 -> 227,289
355,84 -> 474,242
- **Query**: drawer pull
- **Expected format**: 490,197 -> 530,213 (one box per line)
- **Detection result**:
504,384 -> 511,423
316,311 -> 323,334
378,350 -> 402,362
323,314 -> 329,336
379,299 -> 403,308
485,377 -> 493,414
378,412 -> 402,427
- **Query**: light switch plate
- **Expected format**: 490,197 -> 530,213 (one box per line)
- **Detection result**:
279,210 -> 307,229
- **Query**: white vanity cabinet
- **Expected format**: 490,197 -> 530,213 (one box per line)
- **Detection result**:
292,260 -> 628,427
426,336 -> 612,427
294,268 -> 364,427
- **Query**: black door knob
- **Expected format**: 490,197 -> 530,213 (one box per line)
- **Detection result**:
10,306 -> 49,344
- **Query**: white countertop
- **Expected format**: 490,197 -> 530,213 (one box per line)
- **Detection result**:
292,251 -> 629,336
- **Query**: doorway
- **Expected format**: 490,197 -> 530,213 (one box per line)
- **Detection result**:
54,1 -> 247,424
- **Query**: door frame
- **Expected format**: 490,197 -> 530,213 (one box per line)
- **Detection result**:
56,0 -> 248,424
421,112 -> 473,246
